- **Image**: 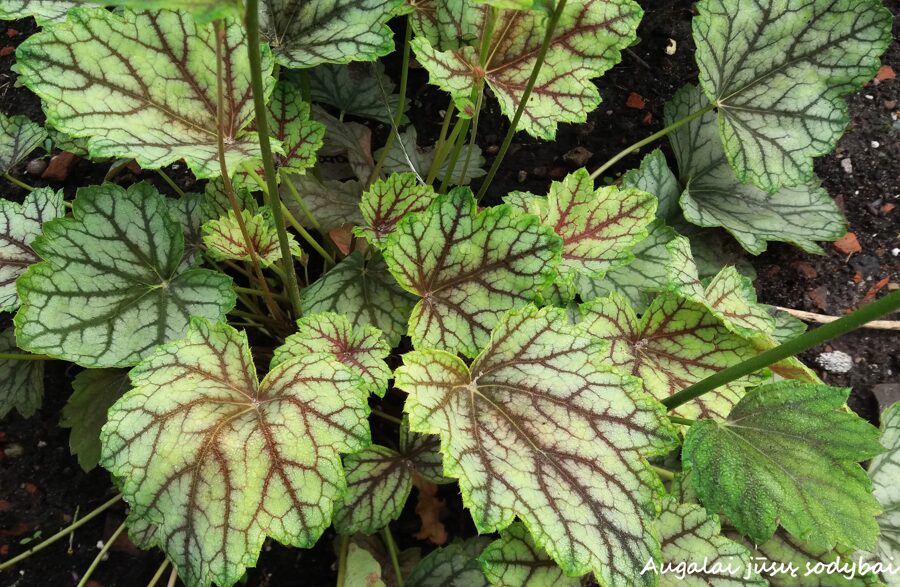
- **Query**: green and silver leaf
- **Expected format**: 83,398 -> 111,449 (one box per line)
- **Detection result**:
332,445 -> 412,535
0,1 -> 89,24
622,149 -> 681,222
0,188 -> 64,313
73,0 -> 240,22
580,292 -> 765,420
264,80 -> 325,176
101,319 -> 371,587
395,305 -> 678,584
301,251 -> 415,347
0,112 -> 46,174
667,84 -> 846,254
412,0 -> 642,139
16,9 -> 273,178
0,327 -> 44,419
307,62 -> 408,125
357,172 -> 438,244
16,182 -> 235,368
693,0 -> 892,192
60,368 -> 130,471
683,381 -> 882,550
383,189 -> 561,357
273,312 -> 390,397
480,523 -> 579,587
868,402 -> 900,585
407,537 -> 492,587
260,0 -> 406,69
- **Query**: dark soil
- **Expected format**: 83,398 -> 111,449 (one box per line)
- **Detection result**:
1,2 -> 898,586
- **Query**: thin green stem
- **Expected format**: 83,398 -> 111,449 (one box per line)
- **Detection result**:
371,409 -> 403,425
652,466 -> 676,482
426,117 -> 467,185
76,520 -> 127,587
146,559 -> 170,587
212,20 -> 284,324
441,86 -> 484,192
234,285 -> 286,300
369,17 -> 413,185
245,0 -> 303,317
282,204 -> 335,265
475,0 -> 568,201
0,494 -> 122,571
335,534 -> 350,587
431,100 -> 456,173
664,290 -> 900,411
0,352 -> 53,361
156,169 -> 185,197
382,526 -> 404,587
166,567 -> 178,587
3,172 -> 34,192
588,103 -> 716,181
668,415 -> 695,426
282,172 -> 322,232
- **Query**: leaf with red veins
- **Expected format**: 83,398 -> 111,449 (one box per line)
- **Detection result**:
411,0 -> 642,139
265,80 -> 325,176
382,188 -> 561,357
273,312 -> 391,397
202,207 -> 301,266
356,172 -> 439,245
580,292 -> 767,421
100,318 -> 371,587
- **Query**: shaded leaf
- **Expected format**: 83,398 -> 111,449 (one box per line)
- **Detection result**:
693,0 -> 892,191
16,182 -> 235,368
307,62 -> 407,125
0,188 -> 64,312
395,305 -> 678,584
284,175 -> 364,232
260,0 -> 405,69
100,318 -> 371,587
376,126 -> 485,186
313,105 -> 375,181
412,0 -> 642,139
333,445 -> 412,535
667,84 -> 846,254
0,327 -> 44,419
868,402 -> 900,585
0,112 -> 46,173
343,542 -> 387,587
406,537 -> 492,587
480,523 -> 578,586
622,149 -> 680,222
383,189 -> 561,356
60,368 -> 130,471
580,292 -> 765,420
16,9 -> 273,178
357,172 -> 438,244
683,381 -> 882,549
273,312 -> 390,396
301,251 -> 415,347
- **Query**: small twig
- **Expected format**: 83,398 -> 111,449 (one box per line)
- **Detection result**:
776,306 -> 900,331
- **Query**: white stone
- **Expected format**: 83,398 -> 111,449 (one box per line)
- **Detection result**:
816,350 -> 854,374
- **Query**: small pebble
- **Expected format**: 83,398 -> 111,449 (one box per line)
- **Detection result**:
3,443 -> 24,459
865,94 -> 874,100
884,99 -> 897,110
36,440 -> 47,448
871,141 -> 880,148
517,170 -> 528,183
665,39 -> 677,55
892,248 -> 900,256
840,157 -> 853,175
25,159 -> 47,176
816,350 -> 854,374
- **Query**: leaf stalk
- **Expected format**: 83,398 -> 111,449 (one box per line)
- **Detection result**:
382,526 -> 404,587
369,17 -> 413,185
75,519 -> 127,587
3,172 -> 34,192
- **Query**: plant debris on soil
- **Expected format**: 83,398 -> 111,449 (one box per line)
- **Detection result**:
1,1 -> 898,585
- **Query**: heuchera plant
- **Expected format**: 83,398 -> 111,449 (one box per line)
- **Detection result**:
0,0 -> 897,585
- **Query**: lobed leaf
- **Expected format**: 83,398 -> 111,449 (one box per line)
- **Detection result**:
406,537 -> 492,587
60,368 -> 130,471
260,0 -> 406,69
263,81 -> 325,176
357,172 -> 438,244
693,0 -> 892,192
411,0 -> 642,139
0,327 -> 44,419
0,188 -> 64,313
383,189 -> 561,357
480,523 -> 579,586
0,112 -> 46,174
307,62 -> 408,125
284,175 -> 364,232
395,305 -> 678,584
0,1 -> 86,24
100,318 -> 372,587
683,381 -> 882,550
868,402 -> 900,584
580,292 -> 765,420
15,9 -> 273,178
202,207 -> 300,266
667,84 -> 847,254
15,182 -> 235,368
622,149 -> 681,222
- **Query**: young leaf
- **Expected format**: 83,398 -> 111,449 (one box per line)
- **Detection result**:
260,0 -> 405,69
16,182 -> 235,368
343,542 -> 387,587
273,312 -> 390,397
406,537 -> 492,587
383,189 -> 561,357
313,105 -> 375,181
357,172 -> 438,244
622,149 -> 681,222
202,207 -> 300,266
0,112 -> 46,173
264,80 -> 325,176
301,251 -> 415,347
15,9 -> 273,178
411,0 -> 642,139
575,219 -> 677,312
376,126 -> 486,185
395,305 -> 678,584
656,497 -> 763,586
60,368 -> 130,471
201,178 -> 259,220
0,327 -> 44,419
480,523 -> 579,587
284,175 -> 364,232
868,402 -> 900,582
693,0 -> 892,192
580,292 -> 765,420
100,318 -> 372,587
0,188 -> 64,313
667,84 -> 846,254
307,62 -> 408,125
683,381 -> 882,550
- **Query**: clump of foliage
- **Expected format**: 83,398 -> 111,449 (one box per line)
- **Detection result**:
0,0 -> 897,586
